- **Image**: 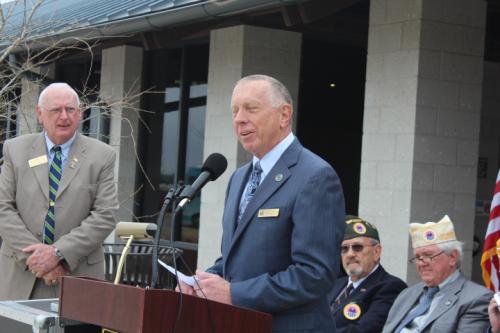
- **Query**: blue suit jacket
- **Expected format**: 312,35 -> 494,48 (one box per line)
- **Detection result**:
207,139 -> 345,332
328,265 -> 407,333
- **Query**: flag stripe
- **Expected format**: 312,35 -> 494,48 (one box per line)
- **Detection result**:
481,169 -> 500,291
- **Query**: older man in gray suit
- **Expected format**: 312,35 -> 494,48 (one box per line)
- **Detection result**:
177,74 -> 345,332
382,215 -> 492,333
0,83 -> 118,300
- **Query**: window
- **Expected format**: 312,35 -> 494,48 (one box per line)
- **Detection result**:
140,44 -> 209,251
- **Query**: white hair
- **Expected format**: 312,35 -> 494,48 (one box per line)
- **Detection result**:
437,240 -> 464,268
38,82 -> 80,107
236,74 -> 293,110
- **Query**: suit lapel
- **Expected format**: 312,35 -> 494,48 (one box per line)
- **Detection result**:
390,284 -> 425,330
349,265 -> 384,299
226,164 -> 252,237
30,134 -> 50,201
333,266 -> 385,314
421,274 -> 464,330
333,284 -> 353,314
330,277 -> 349,306
228,139 -> 301,254
57,133 -> 86,199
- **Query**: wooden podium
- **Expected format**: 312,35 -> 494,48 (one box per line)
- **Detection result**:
59,276 -> 272,333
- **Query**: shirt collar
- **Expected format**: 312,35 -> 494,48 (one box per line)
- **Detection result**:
252,132 -> 295,180
437,269 -> 460,290
44,131 -> 77,159
349,264 -> 380,288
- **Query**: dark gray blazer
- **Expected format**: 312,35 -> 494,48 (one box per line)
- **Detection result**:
207,139 -> 345,332
382,272 -> 492,333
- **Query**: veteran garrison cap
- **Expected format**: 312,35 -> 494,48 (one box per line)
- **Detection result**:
344,215 -> 380,241
409,215 -> 456,248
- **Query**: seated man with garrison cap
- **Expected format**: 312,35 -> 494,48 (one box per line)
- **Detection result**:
382,215 -> 491,333
328,215 -> 407,333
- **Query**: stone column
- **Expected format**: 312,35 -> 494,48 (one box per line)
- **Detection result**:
197,25 -> 302,269
18,64 -> 56,135
100,45 -> 143,224
360,0 -> 487,284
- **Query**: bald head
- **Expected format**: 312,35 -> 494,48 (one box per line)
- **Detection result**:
35,82 -> 82,145
38,83 -> 80,107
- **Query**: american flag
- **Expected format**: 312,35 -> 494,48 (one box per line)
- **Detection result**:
481,169 -> 500,291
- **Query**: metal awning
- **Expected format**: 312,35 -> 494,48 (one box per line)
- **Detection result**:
2,0 -> 309,42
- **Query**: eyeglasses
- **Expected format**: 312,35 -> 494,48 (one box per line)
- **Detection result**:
341,244 -> 373,254
409,251 -> 445,264
42,106 -> 79,115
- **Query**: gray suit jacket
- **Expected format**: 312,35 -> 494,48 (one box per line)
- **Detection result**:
0,133 -> 118,300
207,139 -> 346,332
382,272 -> 492,333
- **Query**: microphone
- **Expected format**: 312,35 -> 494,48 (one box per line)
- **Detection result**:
115,222 -> 157,240
113,222 -> 157,285
176,153 -> 228,210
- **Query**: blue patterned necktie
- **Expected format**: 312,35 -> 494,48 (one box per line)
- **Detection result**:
43,146 -> 62,245
395,286 -> 439,332
238,161 -> 262,223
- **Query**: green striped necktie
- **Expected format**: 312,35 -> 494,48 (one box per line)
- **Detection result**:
43,146 -> 62,245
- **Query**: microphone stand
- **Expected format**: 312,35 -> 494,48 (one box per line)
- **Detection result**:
151,184 -> 183,288
168,187 -> 184,288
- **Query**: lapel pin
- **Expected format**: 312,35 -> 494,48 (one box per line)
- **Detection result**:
69,157 -> 78,169
275,174 -> 283,182
445,300 -> 451,306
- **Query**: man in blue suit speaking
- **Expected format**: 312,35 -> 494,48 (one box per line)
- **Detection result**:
178,74 -> 345,332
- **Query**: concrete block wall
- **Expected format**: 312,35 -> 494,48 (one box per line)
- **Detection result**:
360,0 -> 486,284
410,0 -> 486,283
197,25 -> 302,270
362,0 -> 424,281
18,64 -> 55,135
100,45 -> 143,224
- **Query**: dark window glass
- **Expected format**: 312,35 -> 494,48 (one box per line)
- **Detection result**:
140,44 -> 209,250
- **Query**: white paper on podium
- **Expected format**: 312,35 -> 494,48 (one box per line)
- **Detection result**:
158,259 -> 198,287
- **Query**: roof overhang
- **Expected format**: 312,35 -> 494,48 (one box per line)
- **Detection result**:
2,0 -> 313,52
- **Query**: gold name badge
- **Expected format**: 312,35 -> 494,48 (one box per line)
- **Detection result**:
258,208 -> 280,218
28,155 -> 48,168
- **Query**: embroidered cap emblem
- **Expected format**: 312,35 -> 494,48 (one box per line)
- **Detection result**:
353,222 -> 366,235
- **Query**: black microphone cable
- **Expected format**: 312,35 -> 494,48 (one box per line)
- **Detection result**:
168,188 -> 216,333
151,184 -> 178,289
178,254 -> 216,333
169,200 -> 183,333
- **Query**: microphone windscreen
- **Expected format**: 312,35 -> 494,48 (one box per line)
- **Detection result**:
202,153 -> 228,181
116,222 -> 157,239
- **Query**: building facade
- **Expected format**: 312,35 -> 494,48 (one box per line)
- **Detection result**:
5,0 -> 500,284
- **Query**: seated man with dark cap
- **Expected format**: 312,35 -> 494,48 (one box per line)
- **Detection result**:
382,215 -> 492,333
328,216 -> 407,333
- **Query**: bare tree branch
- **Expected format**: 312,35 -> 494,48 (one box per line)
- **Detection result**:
0,0 -> 160,217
